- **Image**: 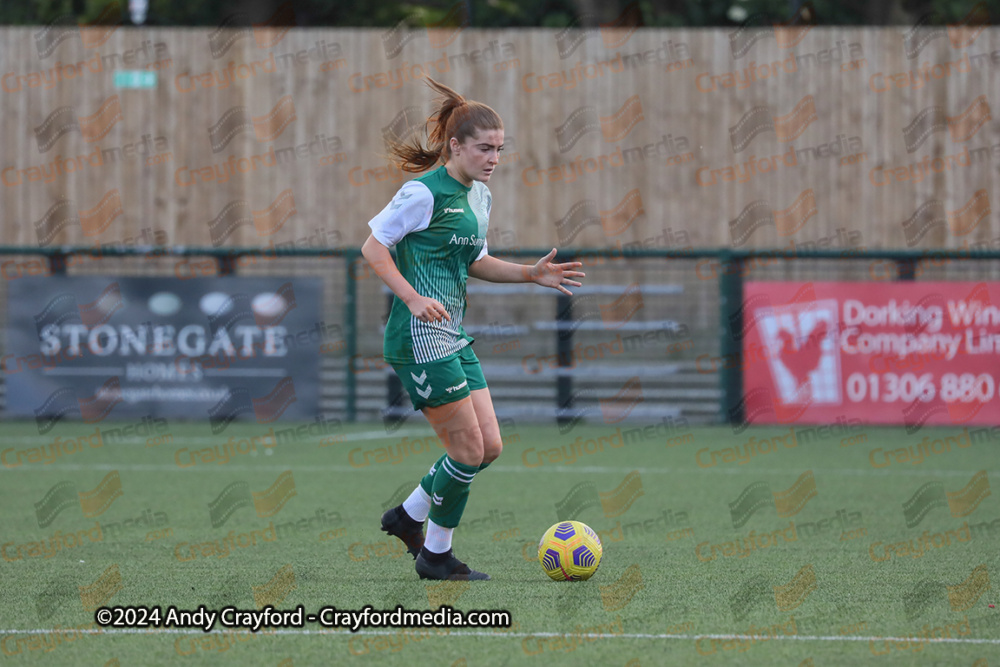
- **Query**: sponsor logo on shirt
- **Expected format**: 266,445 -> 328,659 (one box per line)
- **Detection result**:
449,234 -> 486,247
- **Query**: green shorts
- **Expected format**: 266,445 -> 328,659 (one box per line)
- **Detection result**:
390,344 -> 487,411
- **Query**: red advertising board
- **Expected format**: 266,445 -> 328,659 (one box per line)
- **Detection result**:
741,282 -> 1000,427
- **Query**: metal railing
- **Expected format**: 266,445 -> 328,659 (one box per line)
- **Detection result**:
3,244 -> 999,425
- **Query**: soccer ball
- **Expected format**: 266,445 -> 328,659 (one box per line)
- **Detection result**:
537,520 -> 603,581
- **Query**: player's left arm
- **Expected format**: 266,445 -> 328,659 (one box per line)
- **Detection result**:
469,249 -> 585,296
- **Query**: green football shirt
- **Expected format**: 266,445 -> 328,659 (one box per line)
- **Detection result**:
368,166 -> 492,364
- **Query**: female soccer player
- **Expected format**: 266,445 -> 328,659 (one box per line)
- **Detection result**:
362,78 -> 584,581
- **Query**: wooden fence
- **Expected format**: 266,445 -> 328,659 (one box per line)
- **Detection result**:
1,26 -> 998,253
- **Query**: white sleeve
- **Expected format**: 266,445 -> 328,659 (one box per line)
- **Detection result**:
474,240 -> 488,262
472,182 -> 491,262
367,181 -> 434,248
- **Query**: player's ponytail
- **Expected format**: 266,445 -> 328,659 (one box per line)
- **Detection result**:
386,78 -> 503,173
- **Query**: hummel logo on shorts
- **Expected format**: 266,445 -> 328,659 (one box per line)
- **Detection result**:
443,207 -> 465,213
445,380 -> 468,394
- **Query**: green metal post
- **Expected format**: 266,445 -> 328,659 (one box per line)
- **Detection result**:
718,251 -> 744,425
897,258 -> 916,281
344,251 -> 358,422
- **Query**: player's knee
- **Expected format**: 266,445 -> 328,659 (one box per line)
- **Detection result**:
449,425 -> 485,466
481,433 -> 503,464
467,434 -> 486,466
478,419 -> 502,459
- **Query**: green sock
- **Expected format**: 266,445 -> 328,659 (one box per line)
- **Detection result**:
420,454 -> 448,496
428,456 -> 478,529
478,460 -> 491,472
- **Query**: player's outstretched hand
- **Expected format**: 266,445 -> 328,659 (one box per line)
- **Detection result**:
406,295 -> 452,323
528,248 -> 585,296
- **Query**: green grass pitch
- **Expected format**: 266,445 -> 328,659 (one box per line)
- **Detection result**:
1,418 -> 999,666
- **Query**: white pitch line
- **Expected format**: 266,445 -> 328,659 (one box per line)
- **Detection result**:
2,627 -> 1000,645
2,463 -> 996,476
494,466 -> 997,478
0,428 -> 435,447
